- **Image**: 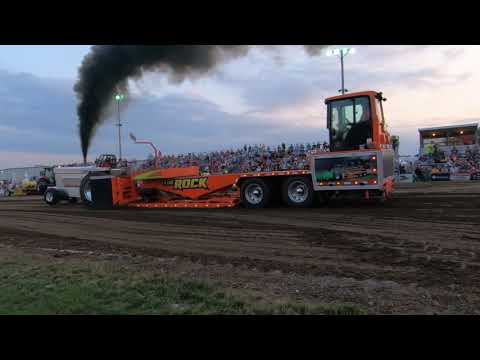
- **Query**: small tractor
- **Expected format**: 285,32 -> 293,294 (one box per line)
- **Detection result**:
95,154 -> 118,169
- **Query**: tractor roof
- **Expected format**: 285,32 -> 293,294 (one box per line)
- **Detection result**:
325,91 -> 380,103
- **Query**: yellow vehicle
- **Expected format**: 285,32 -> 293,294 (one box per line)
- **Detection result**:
22,180 -> 39,195
12,180 -> 38,196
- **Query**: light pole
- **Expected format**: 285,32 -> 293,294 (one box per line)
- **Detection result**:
326,47 -> 356,95
115,94 -> 125,160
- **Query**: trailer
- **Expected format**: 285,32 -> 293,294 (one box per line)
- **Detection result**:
46,90 -> 395,209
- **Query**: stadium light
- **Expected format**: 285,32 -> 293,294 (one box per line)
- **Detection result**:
325,47 -> 356,95
115,93 -> 125,160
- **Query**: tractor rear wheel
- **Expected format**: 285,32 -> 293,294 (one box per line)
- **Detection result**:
282,176 -> 314,208
240,178 -> 272,209
80,175 -> 93,207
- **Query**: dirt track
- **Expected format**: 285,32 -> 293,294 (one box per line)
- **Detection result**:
1,181 -> 480,314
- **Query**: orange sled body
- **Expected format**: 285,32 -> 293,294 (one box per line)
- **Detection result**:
93,167 -> 311,209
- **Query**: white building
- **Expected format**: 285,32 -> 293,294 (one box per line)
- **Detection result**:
0,166 -> 49,184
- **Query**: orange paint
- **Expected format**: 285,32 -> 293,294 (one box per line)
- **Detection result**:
112,169 -> 314,208
141,173 -> 240,200
325,90 -> 390,151
111,176 -> 140,206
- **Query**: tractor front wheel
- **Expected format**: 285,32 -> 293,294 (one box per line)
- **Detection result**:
44,189 -> 60,206
37,180 -> 48,195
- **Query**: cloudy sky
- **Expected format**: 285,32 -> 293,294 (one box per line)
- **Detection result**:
0,45 -> 478,169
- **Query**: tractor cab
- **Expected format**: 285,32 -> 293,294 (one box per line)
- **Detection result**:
36,167 -> 56,195
326,91 -> 390,152
95,154 -> 118,169
39,167 -> 55,183
311,91 -> 395,199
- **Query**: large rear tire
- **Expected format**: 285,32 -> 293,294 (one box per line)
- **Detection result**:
80,175 -> 93,207
240,178 -> 272,209
281,176 -> 314,208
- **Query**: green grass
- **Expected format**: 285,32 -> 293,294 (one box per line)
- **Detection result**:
0,258 -> 365,315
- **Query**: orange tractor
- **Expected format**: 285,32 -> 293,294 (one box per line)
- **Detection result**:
80,90 -> 395,209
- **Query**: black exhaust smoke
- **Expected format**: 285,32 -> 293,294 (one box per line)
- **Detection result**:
74,45 -> 327,161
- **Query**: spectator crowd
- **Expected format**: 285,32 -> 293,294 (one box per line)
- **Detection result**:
133,142 -> 330,174
0,180 -> 15,196
413,144 -> 480,181
3,140 -> 479,194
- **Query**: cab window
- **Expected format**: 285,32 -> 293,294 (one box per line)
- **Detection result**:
329,96 -> 372,151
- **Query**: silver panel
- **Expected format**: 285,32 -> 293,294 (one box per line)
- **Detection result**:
311,150 -> 388,192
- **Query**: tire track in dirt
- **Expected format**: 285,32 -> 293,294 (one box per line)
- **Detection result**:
2,183 -> 480,313
0,208 -> 478,287
0,211 -> 378,271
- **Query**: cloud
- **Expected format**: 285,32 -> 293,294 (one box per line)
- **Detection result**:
0,151 -> 82,169
218,68 -> 332,111
1,45 -> 480,167
0,125 -> 19,134
120,94 -> 329,157
443,47 -> 466,60
0,66 -> 329,168
0,70 -> 79,154
0,70 -> 86,168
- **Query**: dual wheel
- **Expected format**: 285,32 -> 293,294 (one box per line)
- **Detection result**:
240,176 -> 314,209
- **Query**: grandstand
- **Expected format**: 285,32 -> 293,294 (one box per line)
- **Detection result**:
415,123 -> 480,181
419,123 -> 479,156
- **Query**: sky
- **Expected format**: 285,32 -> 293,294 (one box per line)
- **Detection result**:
0,45 -> 478,169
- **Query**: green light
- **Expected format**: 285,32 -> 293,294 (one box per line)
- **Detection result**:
115,94 -> 125,101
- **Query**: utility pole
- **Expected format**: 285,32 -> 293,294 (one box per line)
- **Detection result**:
326,47 -> 356,95
340,49 -> 345,95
